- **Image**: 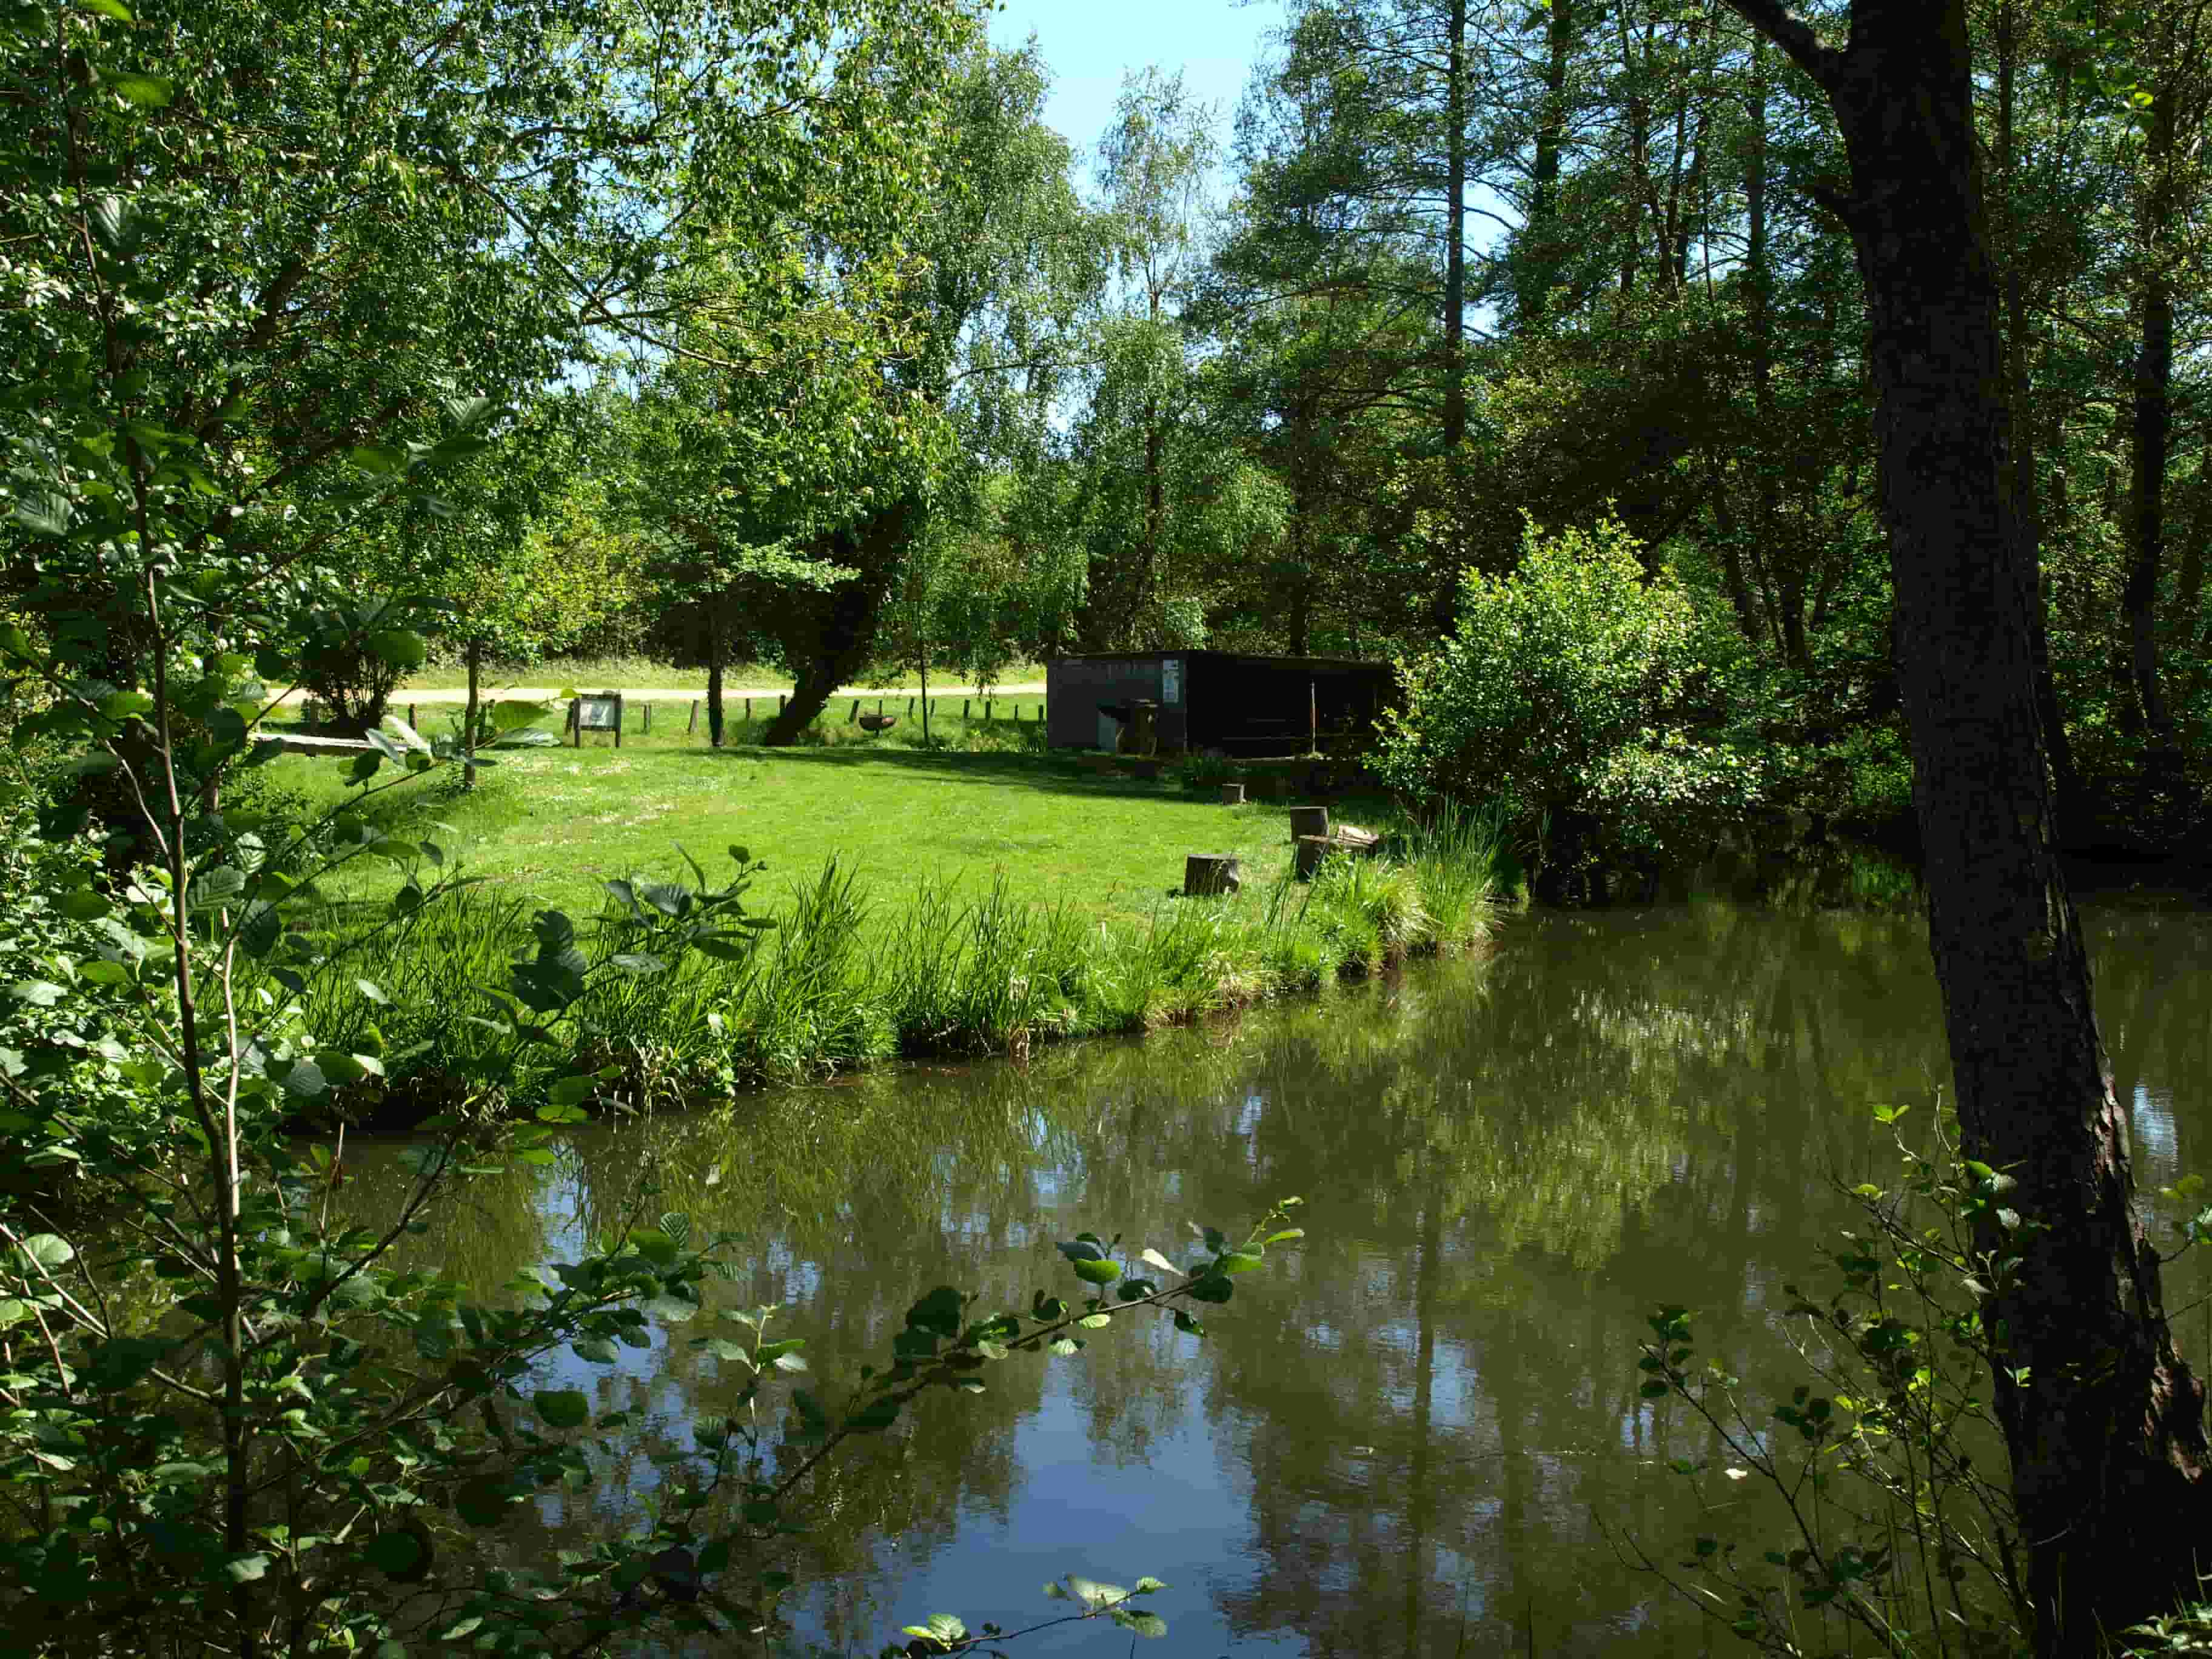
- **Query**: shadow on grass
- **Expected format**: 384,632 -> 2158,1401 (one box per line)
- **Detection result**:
683,740 -> 1392,811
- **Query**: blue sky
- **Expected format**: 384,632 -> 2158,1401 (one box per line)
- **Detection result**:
983,0 -> 1281,186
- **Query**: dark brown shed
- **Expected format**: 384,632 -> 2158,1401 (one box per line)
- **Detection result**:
1045,651 -> 1396,756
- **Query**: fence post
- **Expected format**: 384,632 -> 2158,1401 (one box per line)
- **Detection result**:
689,700 -> 699,733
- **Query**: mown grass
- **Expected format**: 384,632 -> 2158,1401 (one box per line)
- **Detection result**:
259,702 -> 1295,926
248,721 -> 1513,1116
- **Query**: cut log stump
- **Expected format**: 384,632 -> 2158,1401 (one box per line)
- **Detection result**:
1288,805 -> 1330,842
1220,782 -> 1246,805
1184,854 -> 1242,897
1295,830 -> 1382,880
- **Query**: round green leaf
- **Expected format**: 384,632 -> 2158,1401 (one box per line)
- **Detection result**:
534,1389 -> 591,1429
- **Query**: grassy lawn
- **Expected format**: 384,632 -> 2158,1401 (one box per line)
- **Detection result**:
262,705 -> 1354,928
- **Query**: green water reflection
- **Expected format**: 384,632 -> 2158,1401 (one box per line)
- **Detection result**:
354,902 -> 2212,1655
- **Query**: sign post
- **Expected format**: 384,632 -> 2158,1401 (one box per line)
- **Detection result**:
571,692 -> 624,748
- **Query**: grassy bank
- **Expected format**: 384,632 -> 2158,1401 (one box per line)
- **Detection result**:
277,810 -> 1510,1119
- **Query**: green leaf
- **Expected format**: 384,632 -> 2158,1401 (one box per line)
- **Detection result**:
8,980 -> 67,1007
454,1476 -> 510,1527
224,1553 -> 271,1583
78,0 -> 135,19
534,1389 -> 591,1429
1111,1609 -> 1168,1638
1070,1256 -> 1120,1285
13,1234 -> 74,1270
900,1614 -> 968,1649
101,69 -> 174,106
364,1530 -> 426,1578
1139,1247 -> 1179,1276
276,1059 -> 327,1100
572,1336 -> 619,1364
1218,1250 -> 1264,1275
367,631 -> 428,670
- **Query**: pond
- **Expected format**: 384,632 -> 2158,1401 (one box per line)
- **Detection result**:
364,901 -> 2212,1655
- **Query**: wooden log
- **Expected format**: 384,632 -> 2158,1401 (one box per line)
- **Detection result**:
1289,805 -> 1330,842
1184,854 -> 1242,897
1294,836 -> 1334,881
1220,783 -> 1246,805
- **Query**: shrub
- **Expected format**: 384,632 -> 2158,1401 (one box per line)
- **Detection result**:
1372,512 -> 1765,897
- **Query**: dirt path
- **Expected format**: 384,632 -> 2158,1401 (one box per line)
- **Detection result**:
277,682 -> 1049,705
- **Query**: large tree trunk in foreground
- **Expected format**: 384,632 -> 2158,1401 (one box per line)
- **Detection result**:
1723,2 -> 2212,1649
762,500 -> 916,746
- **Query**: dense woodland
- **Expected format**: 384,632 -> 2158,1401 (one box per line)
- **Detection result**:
4,0 -> 2212,1654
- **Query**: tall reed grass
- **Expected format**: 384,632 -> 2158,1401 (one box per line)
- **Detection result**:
287,803 -> 1513,1116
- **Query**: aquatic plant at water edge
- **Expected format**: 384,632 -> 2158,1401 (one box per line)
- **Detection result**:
1614,1104 -> 2035,1657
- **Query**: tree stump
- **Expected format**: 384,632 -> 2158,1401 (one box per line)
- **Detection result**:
1220,782 -> 1246,805
1334,824 -> 1382,856
1293,836 -> 1335,881
1289,805 -> 1330,842
1184,854 -> 1241,896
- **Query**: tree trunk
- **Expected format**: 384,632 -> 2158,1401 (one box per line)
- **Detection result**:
1519,0 -> 1575,324
706,606 -> 725,748
2175,441 -> 2211,652
1992,0 -> 2083,836
1721,2 -> 2212,1648
1743,39 -> 1797,666
2125,50 -> 2182,773
1426,0 -> 1471,637
763,500 -> 915,745
462,638 -> 481,790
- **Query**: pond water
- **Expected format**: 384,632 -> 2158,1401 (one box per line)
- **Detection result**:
367,901 -> 2212,1656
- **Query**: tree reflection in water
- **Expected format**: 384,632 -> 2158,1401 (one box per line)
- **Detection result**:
349,902 -> 2212,1655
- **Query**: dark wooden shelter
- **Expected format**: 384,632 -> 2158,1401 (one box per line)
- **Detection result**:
1045,651 -> 1396,756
